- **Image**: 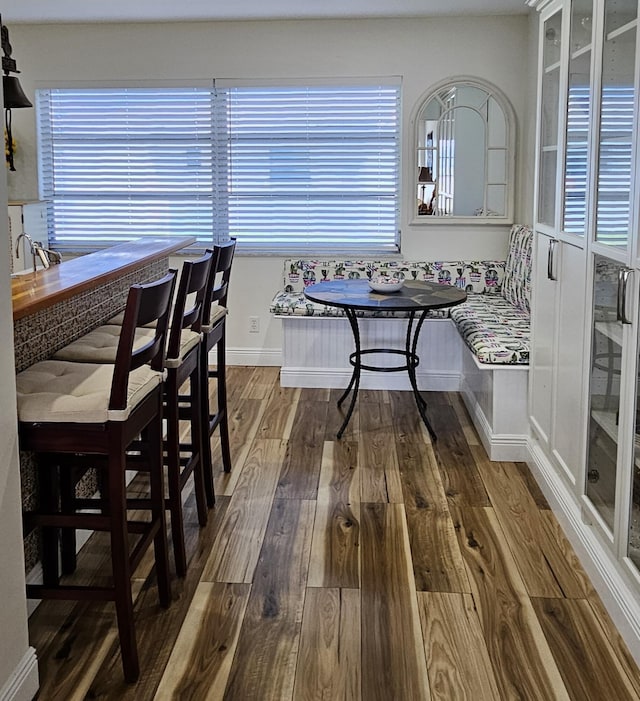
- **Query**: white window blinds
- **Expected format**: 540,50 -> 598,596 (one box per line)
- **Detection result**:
218,84 -> 400,253
563,85 -> 590,234
562,84 -> 635,243
38,87 -> 218,252
595,86 -> 635,246
37,81 -> 401,254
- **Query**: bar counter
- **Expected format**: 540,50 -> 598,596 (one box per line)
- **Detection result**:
12,236 -> 194,321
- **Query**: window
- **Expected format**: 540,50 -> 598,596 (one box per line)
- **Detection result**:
37,87 -> 219,253
37,81 -> 401,254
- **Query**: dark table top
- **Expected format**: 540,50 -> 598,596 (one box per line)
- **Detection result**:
304,278 -> 467,312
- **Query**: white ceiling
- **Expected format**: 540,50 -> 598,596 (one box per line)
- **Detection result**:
2,0 -> 530,24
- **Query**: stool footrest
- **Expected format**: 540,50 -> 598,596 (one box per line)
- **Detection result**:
27,584 -> 115,602
27,512 -> 112,531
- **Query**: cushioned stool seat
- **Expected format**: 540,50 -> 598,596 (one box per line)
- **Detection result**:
54,324 -> 201,368
201,303 -> 227,333
17,359 -> 162,423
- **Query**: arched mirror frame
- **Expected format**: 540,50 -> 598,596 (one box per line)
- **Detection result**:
410,76 -> 516,225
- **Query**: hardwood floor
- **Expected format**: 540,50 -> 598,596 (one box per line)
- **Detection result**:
27,366 -> 640,700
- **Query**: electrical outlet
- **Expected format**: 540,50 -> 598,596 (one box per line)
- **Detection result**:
249,316 -> 260,334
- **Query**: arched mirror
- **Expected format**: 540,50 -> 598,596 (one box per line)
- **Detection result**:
412,77 -> 516,224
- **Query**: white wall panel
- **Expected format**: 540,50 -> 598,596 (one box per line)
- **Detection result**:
6,16 -> 531,356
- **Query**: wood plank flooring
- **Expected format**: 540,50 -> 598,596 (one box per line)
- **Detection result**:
27,366 -> 640,700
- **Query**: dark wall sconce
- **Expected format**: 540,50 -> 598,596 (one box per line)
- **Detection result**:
1,16 -> 32,171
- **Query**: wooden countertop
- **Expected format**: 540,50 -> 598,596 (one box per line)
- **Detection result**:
12,236 -> 195,321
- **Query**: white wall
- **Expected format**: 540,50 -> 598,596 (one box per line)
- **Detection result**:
6,15 -> 533,357
0,128 -> 38,700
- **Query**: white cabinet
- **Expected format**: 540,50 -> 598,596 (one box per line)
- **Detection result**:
530,235 -> 557,447
551,240 -> 587,481
530,235 -> 588,486
530,0 -> 640,656
530,0 -> 589,488
8,200 -> 48,273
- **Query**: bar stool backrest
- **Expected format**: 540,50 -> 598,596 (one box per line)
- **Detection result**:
110,270 -> 177,411
166,251 -> 214,361
203,239 -> 236,326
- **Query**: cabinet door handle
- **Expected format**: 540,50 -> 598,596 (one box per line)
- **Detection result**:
617,267 -> 633,324
547,238 -> 558,281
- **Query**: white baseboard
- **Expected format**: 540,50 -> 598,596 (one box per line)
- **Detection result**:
0,648 -> 39,701
225,347 -> 281,366
279,366 -> 461,391
527,440 -> 640,668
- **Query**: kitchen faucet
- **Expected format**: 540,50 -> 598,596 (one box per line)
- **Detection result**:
15,231 -> 50,273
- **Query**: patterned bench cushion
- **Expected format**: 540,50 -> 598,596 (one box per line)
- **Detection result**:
449,295 -> 530,365
269,290 -> 453,318
501,224 -> 533,312
271,259 -> 506,317
281,259 -> 505,293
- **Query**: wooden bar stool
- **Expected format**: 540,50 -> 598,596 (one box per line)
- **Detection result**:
54,251 -> 214,577
16,271 -> 177,683
200,240 -> 236,500
159,251 -> 213,575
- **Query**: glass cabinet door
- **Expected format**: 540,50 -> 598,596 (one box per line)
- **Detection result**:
594,0 -> 638,249
586,255 -> 624,531
538,10 -> 563,227
563,0 -> 594,235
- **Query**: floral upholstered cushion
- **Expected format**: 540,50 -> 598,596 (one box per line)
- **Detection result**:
501,225 -> 533,312
449,295 -> 530,365
281,259 -> 505,294
269,291 -> 452,318
271,259 -> 506,317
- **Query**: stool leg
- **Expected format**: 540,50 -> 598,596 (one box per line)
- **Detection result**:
107,437 -> 139,683
38,456 -> 60,587
165,373 -> 187,577
190,364 -> 208,528
59,465 -> 77,575
216,330 -> 232,474
200,340 -> 215,507
146,413 -> 171,608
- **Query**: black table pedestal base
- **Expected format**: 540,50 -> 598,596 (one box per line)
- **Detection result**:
336,309 -> 437,441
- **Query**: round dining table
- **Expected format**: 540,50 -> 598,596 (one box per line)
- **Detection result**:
304,278 -> 467,439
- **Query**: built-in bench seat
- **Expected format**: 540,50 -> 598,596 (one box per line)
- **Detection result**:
270,225 -> 532,460
449,295 -> 530,364
449,220 -> 532,365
